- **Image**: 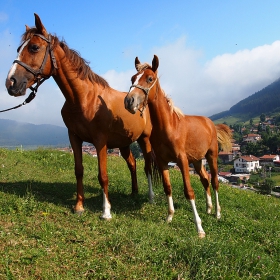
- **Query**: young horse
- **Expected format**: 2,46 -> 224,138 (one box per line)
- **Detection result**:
5,13 -> 155,219
124,55 -> 232,238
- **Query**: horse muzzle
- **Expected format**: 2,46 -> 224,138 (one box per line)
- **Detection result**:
6,77 -> 27,97
124,96 -> 137,114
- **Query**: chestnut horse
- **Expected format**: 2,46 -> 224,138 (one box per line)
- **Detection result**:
124,55 -> 232,238
5,14 -> 155,219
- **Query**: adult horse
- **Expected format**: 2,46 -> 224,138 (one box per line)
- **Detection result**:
124,55 -> 232,238
5,13 -> 155,219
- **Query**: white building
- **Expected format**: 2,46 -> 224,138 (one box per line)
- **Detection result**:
234,155 -> 260,173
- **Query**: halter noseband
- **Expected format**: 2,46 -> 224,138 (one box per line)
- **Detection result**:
0,33 -> 58,113
129,76 -> 158,116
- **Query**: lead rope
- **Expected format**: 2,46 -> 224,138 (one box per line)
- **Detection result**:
0,77 -> 48,113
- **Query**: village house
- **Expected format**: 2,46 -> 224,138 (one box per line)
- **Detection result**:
234,155 -> 260,173
259,154 -> 280,166
242,133 -> 261,144
218,151 -> 234,163
231,142 -> 241,157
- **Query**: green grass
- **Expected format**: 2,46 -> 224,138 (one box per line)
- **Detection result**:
0,148 -> 279,279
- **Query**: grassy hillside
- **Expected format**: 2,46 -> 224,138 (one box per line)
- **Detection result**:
212,113 -> 263,126
0,148 -> 279,279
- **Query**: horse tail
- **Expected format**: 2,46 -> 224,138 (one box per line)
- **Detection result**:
150,149 -> 161,187
216,124 -> 232,152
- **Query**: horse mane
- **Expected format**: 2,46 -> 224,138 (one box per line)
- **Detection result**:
163,90 -> 184,119
136,62 -> 184,119
21,28 -> 109,88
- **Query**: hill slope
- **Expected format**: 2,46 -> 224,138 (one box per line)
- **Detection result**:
210,78 -> 280,122
0,119 -> 69,147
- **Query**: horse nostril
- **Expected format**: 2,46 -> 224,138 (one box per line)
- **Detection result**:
10,78 -> 16,87
5,77 -> 16,90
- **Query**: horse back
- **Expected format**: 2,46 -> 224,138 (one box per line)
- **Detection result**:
182,115 -> 218,162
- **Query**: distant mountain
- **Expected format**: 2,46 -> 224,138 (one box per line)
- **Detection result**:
0,119 -> 69,147
210,78 -> 280,121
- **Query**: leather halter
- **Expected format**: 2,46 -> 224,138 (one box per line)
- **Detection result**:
0,34 -> 58,113
129,77 -> 158,116
14,33 -> 58,85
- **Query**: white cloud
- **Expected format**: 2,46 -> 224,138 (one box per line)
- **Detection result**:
105,37 -> 280,117
102,69 -> 135,93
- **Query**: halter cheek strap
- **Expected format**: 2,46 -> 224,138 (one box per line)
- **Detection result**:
129,77 -> 158,116
14,34 -> 58,79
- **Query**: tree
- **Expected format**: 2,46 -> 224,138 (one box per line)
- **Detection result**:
260,113 -> 266,122
265,134 -> 280,153
265,125 -> 271,135
250,119 -> 253,126
260,178 -> 275,195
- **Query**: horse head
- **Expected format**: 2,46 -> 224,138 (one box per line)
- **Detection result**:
6,13 -> 57,97
124,55 -> 159,115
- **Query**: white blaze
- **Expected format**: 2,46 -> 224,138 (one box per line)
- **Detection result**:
7,39 -> 30,81
129,72 -> 144,92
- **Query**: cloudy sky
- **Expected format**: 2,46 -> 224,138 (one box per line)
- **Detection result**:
1,1 -> 280,127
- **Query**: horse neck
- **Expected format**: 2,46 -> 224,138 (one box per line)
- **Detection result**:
148,85 -> 176,132
52,47 -> 97,106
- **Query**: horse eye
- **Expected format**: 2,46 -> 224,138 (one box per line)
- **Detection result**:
148,77 -> 153,83
30,44 -> 39,52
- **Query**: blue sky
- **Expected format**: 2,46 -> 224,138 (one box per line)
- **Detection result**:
1,1 -> 280,126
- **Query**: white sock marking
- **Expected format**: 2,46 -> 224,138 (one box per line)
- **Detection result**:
102,190 -> 112,219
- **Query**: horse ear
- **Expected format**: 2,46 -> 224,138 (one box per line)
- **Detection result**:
34,13 -> 48,37
25,25 -> 30,31
152,55 -> 159,72
135,57 -> 141,71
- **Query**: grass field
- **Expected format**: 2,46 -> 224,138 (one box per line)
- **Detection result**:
0,148 -> 279,279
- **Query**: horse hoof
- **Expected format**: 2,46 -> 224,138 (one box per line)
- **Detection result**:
72,206 -> 84,215
100,214 -> 112,220
75,210 -> 84,216
149,192 -> 155,203
166,215 -> 173,223
198,232 -> 206,239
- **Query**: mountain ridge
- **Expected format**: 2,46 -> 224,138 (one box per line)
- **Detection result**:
0,119 -> 69,147
210,77 -> 280,122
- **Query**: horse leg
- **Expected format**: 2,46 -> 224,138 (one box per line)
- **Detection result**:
137,137 -> 154,203
206,153 -> 221,219
119,146 -> 138,195
193,161 -> 213,215
97,145 -> 112,220
178,157 -> 205,238
161,167 -> 175,223
68,132 -> 84,214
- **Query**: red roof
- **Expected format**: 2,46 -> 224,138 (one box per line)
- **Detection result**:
259,154 -> 278,159
240,155 -> 259,162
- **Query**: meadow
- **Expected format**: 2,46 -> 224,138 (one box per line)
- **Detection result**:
0,148 -> 279,279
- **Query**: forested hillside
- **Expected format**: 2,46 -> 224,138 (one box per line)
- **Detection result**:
210,78 -> 280,121
0,119 -> 69,147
